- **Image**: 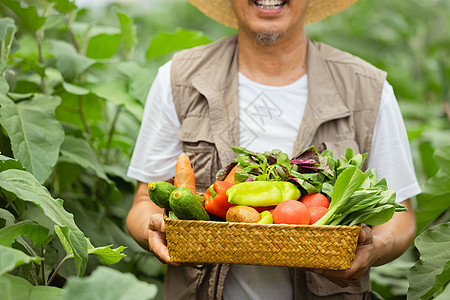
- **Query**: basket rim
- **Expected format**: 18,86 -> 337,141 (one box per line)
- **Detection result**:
163,214 -> 362,230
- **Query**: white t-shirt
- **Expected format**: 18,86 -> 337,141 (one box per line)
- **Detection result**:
127,60 -> 421,300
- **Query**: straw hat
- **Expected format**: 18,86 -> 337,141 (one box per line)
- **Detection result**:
188,0 -> 358,28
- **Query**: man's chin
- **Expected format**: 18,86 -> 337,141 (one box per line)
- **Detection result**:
254,30 -> 286,46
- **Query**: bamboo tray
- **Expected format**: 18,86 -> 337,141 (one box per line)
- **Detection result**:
164,216 -> 361,270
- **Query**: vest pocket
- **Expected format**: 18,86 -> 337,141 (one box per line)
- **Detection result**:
178,116 -> 219,191
305,271 -> 371,297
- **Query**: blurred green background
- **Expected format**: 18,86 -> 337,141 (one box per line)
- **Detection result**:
1,0 -> 449,299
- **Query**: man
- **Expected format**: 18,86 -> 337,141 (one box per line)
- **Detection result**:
126,0 -> 421,299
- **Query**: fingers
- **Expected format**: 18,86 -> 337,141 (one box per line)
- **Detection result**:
313,226 -> 375,287
147,214 -> 180,266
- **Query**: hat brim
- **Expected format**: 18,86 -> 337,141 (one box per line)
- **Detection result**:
188,0 -> 358,28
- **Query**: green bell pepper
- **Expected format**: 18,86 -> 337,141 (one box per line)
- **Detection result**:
226,181 -> 300,207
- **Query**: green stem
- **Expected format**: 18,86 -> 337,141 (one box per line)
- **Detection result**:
105,105 -> 123,164
62,13 -> 80,53
47,254 -> 70,286
35,30 -> 45,94
78,95 -> 91,135
41,247 -> 46,285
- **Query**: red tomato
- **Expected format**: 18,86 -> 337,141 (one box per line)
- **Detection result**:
300,193 -> 330,209
273,200 -> 310,225
308,206 -> 328,225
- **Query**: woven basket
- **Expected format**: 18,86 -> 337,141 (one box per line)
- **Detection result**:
164,216 -> 361,270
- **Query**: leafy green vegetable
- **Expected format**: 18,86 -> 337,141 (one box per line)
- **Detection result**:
314,167 -> 406,226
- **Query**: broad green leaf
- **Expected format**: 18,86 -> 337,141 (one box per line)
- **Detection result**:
0,245 -> 41,275
0,17 -> 17,72
415,146 -> 450,234
435,282 -> 450,300
0,77 -> 8,93
87,78 -> 142,121
0,0 -> 46,32
48,0 -> 77,14
0,209 -> 15,227
0,273 -> 63,300
0,94 -> 64,184
62,82 -> 90,95
407,223 -> 450,300
62,266 -> 157,300
0,220 -> 49,248
56,230 -> 126,265
87,244 -> 126,265
59,135 -> 111,183
49,40 -> 95,82
0,169 -> 88,276
0,155 -> 25,172
146,28 -> 211,59
117,12 -> 137,60
86,33 -> 121,59
331,167 -> 367,205
116,61 -> 152,104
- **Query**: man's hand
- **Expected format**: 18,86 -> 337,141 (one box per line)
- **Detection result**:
127,181 -> 180,266
313,225 -> 374,287
147,213 -> 180,266
313,199 -> 416,287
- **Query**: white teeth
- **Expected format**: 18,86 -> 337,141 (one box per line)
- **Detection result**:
255,0 -> 285,9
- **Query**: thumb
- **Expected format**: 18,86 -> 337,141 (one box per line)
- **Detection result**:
358,225 -> 373,244
149,214 -> 166,233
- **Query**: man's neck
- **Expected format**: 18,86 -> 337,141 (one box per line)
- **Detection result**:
237,30 -> 308,86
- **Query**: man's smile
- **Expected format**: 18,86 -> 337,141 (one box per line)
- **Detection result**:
253,0 -> 287,12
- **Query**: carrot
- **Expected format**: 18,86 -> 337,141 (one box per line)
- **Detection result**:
224,165 -> 239,184
174,152 -> 196,194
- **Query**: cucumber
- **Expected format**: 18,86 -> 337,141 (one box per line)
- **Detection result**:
148,181 -> 177,210
169,188 -> 210,221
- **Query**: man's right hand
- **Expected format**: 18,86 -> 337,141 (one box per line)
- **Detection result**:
147,213 -> 180,266
127,181 -> 180,266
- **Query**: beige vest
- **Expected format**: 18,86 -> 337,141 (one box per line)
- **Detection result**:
166,35 -> 386,300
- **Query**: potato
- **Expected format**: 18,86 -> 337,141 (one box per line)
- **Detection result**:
226,205 -> 261,223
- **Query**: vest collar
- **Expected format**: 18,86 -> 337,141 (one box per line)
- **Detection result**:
292,38 -> 351,155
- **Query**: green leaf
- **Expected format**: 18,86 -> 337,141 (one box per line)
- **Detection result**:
0,155 -> 25,172
146,28 -> 211,59
59,136 -> 111,183
0,94 -> 64,184
0,169 -> 88,276
0,0 -> 46,32
0,220 -> 49,248
49,40 -> 95,82
0,273 -> 63,300
62,82 -> 90,95
117,11 -> 137,60
87,244 -> 127,265
116,61 -> 152,103
0,17 -> 17,72
0,208 -> 15,227
62,266 -> 157,300
0,245 -> 41,276
48,0 -> 77,14
0,77 -> 9,93
407,223 -> 450,300
415,146 -> 450,234
87,78 -> 142,121
86,33 -> 121,59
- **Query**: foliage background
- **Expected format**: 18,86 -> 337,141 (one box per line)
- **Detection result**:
0,0 -> 449,299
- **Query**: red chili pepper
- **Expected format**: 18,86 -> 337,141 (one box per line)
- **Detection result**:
204,181 -> 235,219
